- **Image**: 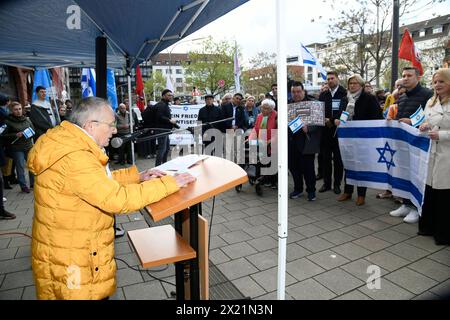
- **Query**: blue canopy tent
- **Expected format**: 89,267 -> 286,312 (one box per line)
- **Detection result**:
0,0 -> 248,69
0,0 -> 249,164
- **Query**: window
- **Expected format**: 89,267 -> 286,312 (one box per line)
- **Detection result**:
433,25 -> 443,34
176,78 -> 183,83
166,69 -> 172,74
176,69 -> 183,74
307,74 -> 313,82
154,69 -> 162,75
419,29 -> 426,37
307,66 -> 313,72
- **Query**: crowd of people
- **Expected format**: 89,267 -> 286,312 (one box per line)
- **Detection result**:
0,64 -> 448,300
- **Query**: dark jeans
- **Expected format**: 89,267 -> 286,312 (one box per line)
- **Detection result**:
10,150 -> 34,189
419,185 -> 450,244
117,140 -> 132,164
321,131 -> 343,188
344,180 -> 367,197
289,150 -> 316,193
155,135 -> 170,166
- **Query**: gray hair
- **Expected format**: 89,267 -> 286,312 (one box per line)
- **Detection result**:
68,97 -> 111,127
261,99 -> 275,110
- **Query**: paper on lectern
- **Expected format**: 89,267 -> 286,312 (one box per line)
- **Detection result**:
155,154 -> 208,172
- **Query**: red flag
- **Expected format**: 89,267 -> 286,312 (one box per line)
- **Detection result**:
398,28 -> 423,76
135,65 -> 145,111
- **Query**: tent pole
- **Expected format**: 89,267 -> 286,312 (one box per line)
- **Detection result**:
96,36 -> 107,99
276,0 -> 288,301
126,61 -> 135,165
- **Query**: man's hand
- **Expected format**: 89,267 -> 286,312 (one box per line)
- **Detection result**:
399,118 -> 412,125
334,119 -> 341,126
170,119 -> 177,124
302,125 -> 308,134
174,173 -> 196,188
139,169 -> 166,182
16,132 -> 24,138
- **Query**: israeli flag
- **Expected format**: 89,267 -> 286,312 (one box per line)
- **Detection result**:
409,105 -> 425,127
338,120 -> 431,212
300,43 -> 327,80
23,127 -> 35,139
289,116 -> 304,134
81,68 -> 96,98
340,111 -> 350,124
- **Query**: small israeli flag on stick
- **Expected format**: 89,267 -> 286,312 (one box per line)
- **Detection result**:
340,111 -> 350,124
23,127 -> 35,139
410,105 -> 425,128
288,116 -> 304,134
334,111 -> 350,137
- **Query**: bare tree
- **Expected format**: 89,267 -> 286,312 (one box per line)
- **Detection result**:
320,0 -> 443,88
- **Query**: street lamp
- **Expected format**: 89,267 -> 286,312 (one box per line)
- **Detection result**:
166,36 -> 208,94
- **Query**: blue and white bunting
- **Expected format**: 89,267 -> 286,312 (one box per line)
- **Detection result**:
409,105 -> 425,127
288,116 -> 304,134
338,120 -> 431,212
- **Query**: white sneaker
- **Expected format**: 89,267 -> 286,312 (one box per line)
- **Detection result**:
2,197 -> 6,202
403,209 -> 419,223
389,204 -> 410,217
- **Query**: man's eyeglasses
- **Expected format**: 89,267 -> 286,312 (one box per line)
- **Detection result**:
91,120 -> 117,128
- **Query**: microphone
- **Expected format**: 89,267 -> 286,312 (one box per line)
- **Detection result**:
110,129 -> 151,148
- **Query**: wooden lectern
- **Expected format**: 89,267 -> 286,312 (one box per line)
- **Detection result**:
128,156 -> 247,300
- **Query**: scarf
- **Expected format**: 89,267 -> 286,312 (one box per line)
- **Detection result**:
346,89 -> 363,120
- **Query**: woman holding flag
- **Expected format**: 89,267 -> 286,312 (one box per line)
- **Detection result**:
3,102 -> 35,193
335,74 -> 382,206
418,68 -> 450,245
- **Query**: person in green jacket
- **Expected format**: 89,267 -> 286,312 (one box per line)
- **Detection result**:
3,101 -> 35,193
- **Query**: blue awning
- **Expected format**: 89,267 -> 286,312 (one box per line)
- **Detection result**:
0,0 -> 249,68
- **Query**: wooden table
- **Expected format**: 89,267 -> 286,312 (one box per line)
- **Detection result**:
144,156 -> 248,300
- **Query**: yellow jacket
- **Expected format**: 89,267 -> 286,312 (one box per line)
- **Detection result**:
27,121 -> 179,300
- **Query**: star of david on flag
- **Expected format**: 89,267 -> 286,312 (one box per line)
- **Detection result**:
377,142 -> 396,170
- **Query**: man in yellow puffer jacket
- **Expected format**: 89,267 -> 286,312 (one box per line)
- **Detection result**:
27,97 -> 195,300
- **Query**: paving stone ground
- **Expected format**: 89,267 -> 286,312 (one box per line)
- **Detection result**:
0,155 -> 449,300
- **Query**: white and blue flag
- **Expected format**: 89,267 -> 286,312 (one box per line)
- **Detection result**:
339,111 -> 350,124
289,116 -> 304,134
300,43 -> 327,80
23,127 -> 35,139
338,120 -> 431,212
81,68 -> 96,98
409,105 -> 425,128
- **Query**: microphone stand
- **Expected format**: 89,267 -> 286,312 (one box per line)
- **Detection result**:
135,117 -> 235,143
